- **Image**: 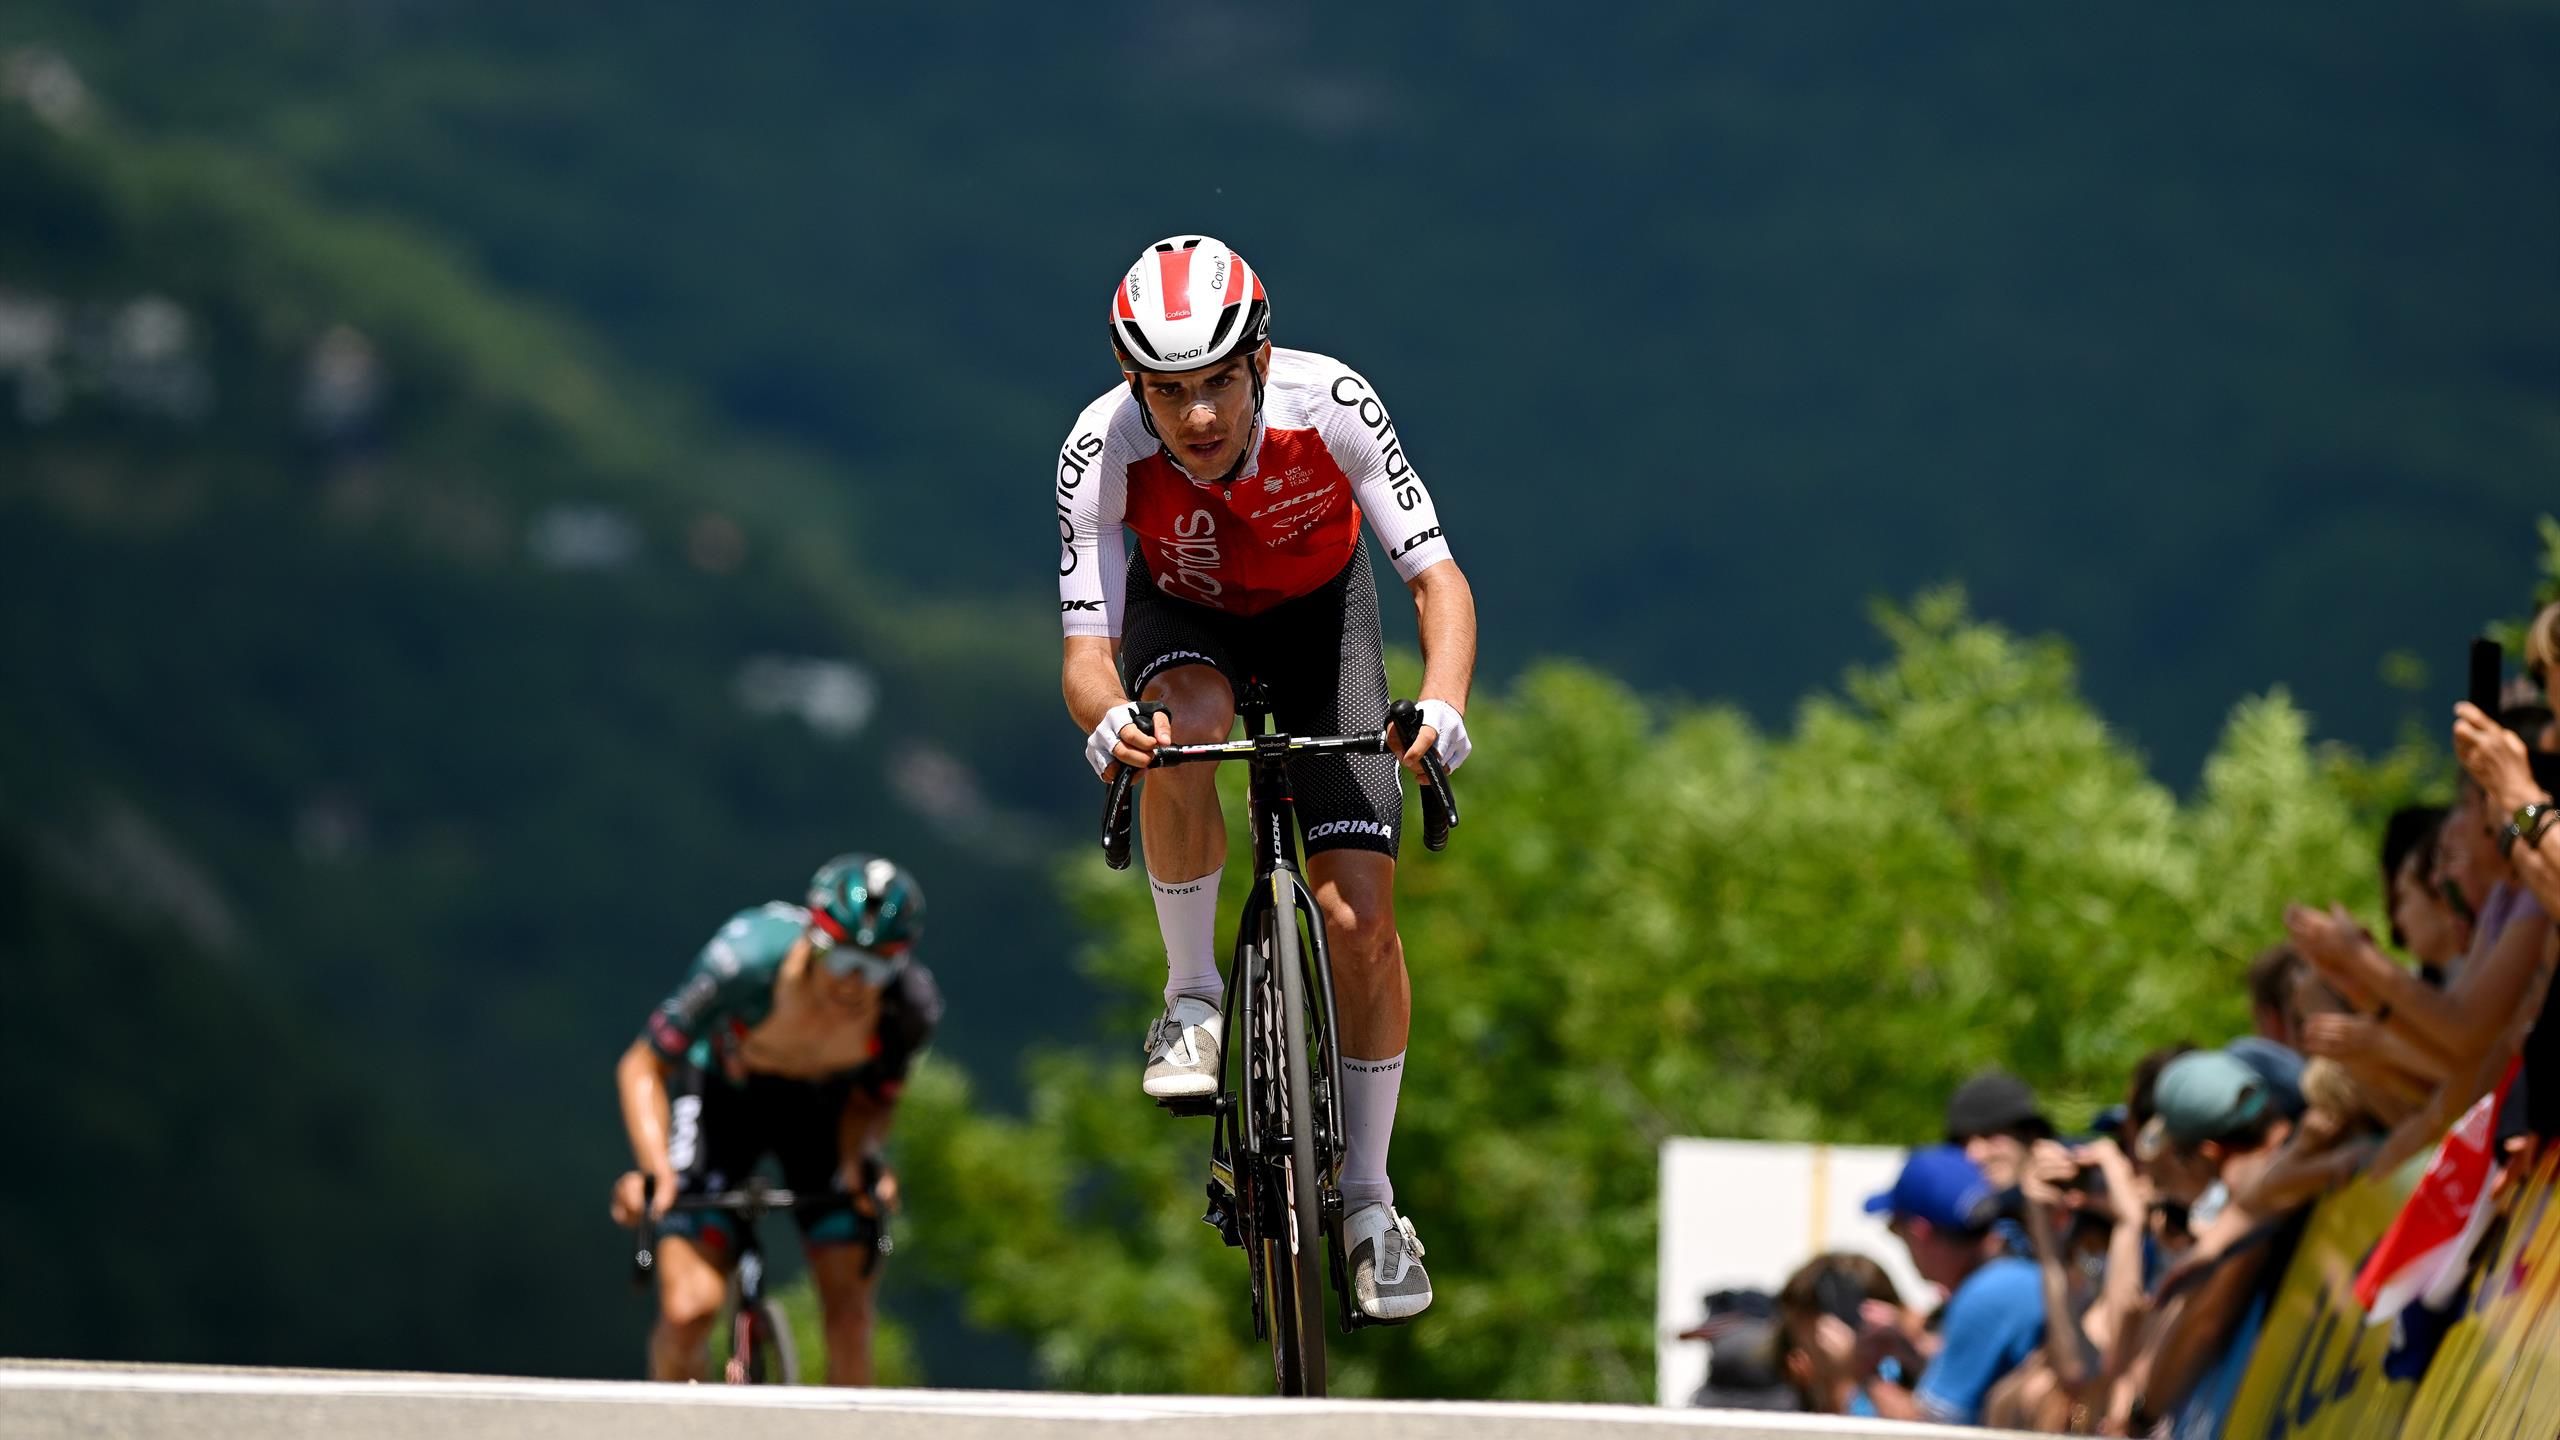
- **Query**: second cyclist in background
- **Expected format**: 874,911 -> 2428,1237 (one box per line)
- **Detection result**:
608,854 -> 941,1385
1056,234 -> 1479,1321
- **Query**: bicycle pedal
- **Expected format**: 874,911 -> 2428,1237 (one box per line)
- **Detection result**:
1201,1181 -> 1244,1249
1344,1310 -> 1417,1331
1154,1092 -> 1227,1118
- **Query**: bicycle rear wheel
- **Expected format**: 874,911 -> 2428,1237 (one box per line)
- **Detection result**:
1264,877 -> 1329,1396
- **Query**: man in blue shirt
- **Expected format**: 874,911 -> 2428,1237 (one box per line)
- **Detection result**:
1855,1144 -> 2048,1425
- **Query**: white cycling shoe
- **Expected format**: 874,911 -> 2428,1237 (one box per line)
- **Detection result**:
1141,995 -> 1224,1100
1344,1201 -> 1433,1321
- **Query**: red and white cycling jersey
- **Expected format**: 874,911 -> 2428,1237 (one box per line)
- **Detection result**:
1055,348 -> 1453,638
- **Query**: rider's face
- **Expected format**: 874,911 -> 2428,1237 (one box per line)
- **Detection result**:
1133,345 -> 1266,481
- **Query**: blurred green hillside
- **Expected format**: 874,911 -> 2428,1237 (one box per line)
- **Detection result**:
2,0 -> 2555,1391
10,1 -> 2556,767
0,83 -> 1063,1378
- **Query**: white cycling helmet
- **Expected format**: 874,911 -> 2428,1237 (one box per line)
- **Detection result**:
1109,234 -> 1270,375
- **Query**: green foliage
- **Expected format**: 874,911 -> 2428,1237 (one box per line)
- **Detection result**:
892,594 -> 2413,1400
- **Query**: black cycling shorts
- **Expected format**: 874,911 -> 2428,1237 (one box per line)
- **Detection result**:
662,1070 -> 870,1253
1120,537 -> 1403,859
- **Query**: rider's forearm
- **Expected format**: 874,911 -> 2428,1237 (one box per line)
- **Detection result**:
1063,635 -> 1131,735
1409,560 -> 1476,710
616,1040 -> 676,1174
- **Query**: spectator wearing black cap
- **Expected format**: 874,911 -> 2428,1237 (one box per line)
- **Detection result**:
1856,1145 -> 2047,1426
1677,1288 -> 1801,1411
1945,1069 -> 2053,1192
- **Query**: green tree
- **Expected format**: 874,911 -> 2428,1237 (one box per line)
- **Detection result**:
888,592 -> 2415,1400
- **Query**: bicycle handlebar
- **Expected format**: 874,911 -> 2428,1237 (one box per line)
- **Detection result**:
665,1188 -> 801,1212
1099,698 -> 1458,868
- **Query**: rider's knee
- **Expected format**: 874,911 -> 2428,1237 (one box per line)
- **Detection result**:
1320,894 -> 1401,967
811,1261 -> 878,1325
659,1274 -> 727,1332
1140,666 -> 1236,744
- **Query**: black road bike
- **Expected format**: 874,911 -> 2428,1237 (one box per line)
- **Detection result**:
629,1175 -> 892,1385
1102,688 -> 1457,1396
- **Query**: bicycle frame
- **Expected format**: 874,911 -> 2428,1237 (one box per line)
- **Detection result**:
629,1179 -> 830,1385
1100,689 -> 1457,1379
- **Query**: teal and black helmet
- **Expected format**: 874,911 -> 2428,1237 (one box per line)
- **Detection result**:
805,853 -> 925,970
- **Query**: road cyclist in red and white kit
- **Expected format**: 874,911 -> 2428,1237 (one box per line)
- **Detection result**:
1056,234 -> 1478,1322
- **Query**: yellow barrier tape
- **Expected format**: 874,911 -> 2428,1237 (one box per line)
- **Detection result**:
2218,1141 -> 2560,1440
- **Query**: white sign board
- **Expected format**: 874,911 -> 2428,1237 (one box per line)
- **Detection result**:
1655,1138 -> 1935,1408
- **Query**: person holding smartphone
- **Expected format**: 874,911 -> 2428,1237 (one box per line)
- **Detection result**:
1856,1145 -> 2048,1425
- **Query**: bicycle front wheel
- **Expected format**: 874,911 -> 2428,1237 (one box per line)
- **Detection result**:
733,1295 -> 800,1385
1265,875 -> 1330,1396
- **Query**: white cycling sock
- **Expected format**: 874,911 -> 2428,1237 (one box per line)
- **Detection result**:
1339,1051 -> 1404,1211
1151,869 -> 1224,1007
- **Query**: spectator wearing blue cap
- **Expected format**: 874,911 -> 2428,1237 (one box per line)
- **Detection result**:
1852,1145 -> 2047,1426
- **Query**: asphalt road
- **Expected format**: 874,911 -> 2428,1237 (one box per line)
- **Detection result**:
0,1361 -> 1980,1440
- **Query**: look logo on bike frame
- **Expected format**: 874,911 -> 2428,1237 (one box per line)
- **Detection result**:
1102,689 -> 1457,1395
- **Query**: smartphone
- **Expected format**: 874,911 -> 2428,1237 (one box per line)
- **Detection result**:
2470,637 -> 2503,715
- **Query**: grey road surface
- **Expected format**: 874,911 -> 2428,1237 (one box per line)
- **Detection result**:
0,1361 -> 1985,1440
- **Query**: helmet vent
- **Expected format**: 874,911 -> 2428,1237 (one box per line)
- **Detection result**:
1117,318 -> 1162,365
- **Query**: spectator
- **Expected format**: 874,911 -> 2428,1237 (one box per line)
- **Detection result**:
2298,1055 -> 2386,1134
2246,943 -> 2303,1049
2224,1035 -> 2307,1122
1676,1287 -> 1800,1411
1945,1069 -> 2053,1191
1857,1145 -> 2046,1425
2134,1115 -> 2220,1228
2124,1042 -> 2197,1142
1774,1253 -> 1910,1415
2531,601 -> 2560,750
2456,700 -> 2560,922
1986,1135 -> 2149,1431
2382,807 -> 2468,986
2288,780 -> 2546,1077
2153,1052 -> 2296,1221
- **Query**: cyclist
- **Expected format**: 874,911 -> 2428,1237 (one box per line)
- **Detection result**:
1056,235 -> 1478,1321
607,854 -> 940,1385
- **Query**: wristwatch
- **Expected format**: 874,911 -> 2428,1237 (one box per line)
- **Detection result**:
2501,801 -> 2555,859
